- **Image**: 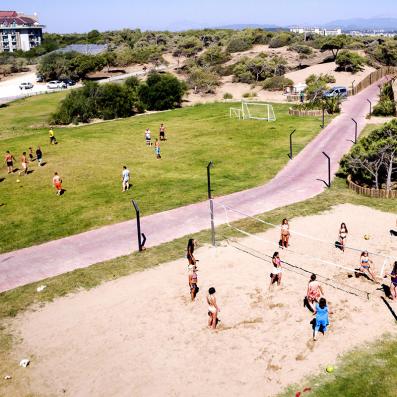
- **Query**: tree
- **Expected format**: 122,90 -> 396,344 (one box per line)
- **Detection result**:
320,35 -> 351,60
186,66 -> 220,93
335,50 -> 366,73
138,72 -> 187,110
199,46 -> 229,66
174,36 -> 203,57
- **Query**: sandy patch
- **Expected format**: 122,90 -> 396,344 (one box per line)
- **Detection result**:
285,62 -> 376,88
7,204 -> 397,397
366,116 -> 396,125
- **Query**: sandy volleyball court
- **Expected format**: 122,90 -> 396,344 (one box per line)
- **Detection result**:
8,204 -> 397,396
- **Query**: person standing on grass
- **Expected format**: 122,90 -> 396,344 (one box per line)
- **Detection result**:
188,264 -> 198,301
313,297 -> 331,341
145,128 -> 151,146
154,138 -> 161,159
49,128 -> 57,145
269,251 -> 282,289
122,166 -> 130,192
159,123 -> 167,141
306,274 -> 324,312
5,151 -> 15,174
28,147 -> 35,162
36,146 -> 43,167
20,152 -> 28,175
52,172 -> 62,195
207,287 -> 220,329
338,222 -> 348,252
280,218 -> 290,248
385,261 -> 397,300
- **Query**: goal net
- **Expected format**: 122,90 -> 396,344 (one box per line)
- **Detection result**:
229,107 -> 242,119
241,101 -> 276,121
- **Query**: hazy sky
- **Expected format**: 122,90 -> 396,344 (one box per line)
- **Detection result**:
3,0 -> 397,33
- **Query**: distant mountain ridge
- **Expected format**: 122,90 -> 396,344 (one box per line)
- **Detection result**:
323,17 -> 397,31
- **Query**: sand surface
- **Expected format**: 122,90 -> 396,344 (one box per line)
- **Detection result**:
7,204 -> 397,397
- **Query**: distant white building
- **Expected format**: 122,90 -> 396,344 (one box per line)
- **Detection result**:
0,11 -> 44,52
290,27 -> 342,36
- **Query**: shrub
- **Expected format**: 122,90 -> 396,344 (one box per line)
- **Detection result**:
242,91 -> 257,98
335,50 -> 366,73
199,46 -> 230,66
269,33 -> 292,48
174,36 -> 203,57
262,76 -> 293,91
226,36 -> 252,53
289,43 -> 313,55
305,73 -> 336,85
138,72 -> 187,110
186,66 -> 220,93
373,99 -> 396,116
223,92 -> 233,99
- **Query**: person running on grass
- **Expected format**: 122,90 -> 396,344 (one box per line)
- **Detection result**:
5,151 -> 15,174
20,152 -> 28,175
385,261 -> 397,300
338,222 -> 348,252
188,264 -> 198,301
145,128 -> 151,146
280,218 -> 290,248
52,172 -> 62,195
207,287 -> 220,329
357,251 -> 377,282
187,238 -> 197,266
49,129 -> 57,145
313,297 -> 331,341
122,166 -> 130,192
306,273 -> 324,312
159,123 -> 167,141
154,139 -> 161,159
36,146 -> 43,167
269,251 -> 282,289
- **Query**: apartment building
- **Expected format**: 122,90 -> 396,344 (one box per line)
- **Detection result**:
0,11 -> 44,52
290,27 -> 342,36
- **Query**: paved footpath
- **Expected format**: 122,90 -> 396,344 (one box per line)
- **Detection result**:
0,79 -> 385,292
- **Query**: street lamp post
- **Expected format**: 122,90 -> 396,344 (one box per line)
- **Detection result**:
288,129 -> 296,159
367,99 -> 372,119
351,118 -> 358,144
131,199 -> 145,252
322,152 -> 331,188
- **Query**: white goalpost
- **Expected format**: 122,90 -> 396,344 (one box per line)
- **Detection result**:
229,101 -> 276,121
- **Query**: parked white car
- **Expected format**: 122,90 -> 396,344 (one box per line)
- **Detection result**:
19,82 -> 34,90
47,80 -> 67,89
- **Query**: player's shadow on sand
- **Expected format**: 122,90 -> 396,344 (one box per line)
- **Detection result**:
378,283 -> 393,300
380,296 -> 397,321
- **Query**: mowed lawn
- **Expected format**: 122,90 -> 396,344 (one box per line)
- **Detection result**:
0,95 -> 326,252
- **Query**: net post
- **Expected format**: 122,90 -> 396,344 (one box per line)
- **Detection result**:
380,258 -> 387,278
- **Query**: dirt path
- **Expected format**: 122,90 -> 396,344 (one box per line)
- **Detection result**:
0,78 -> 386,292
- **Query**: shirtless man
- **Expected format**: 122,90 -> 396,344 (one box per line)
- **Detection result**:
159,123 -> 166,141
21,152 -> 28,175
5,151 -> 15,173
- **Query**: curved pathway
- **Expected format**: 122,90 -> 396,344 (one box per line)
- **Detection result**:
0,79 -> 385,292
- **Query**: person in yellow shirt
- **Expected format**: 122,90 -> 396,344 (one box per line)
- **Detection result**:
49,129 -> 57,144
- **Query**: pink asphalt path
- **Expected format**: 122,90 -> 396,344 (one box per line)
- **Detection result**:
0,79 -> 385,292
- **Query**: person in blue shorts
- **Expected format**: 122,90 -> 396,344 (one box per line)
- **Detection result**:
313,297 -> 330,341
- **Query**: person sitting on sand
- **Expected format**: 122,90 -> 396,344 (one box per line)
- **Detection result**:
186,238 -> 197,266
385,261 -> 397,300
338,222 -> 348,252
269,251 -> 282,289
188,264 -> 198,301
358,251 -> 377,282
280,218 -> 290,248
313,297 -> 331,341
306,274 -> 324,312
207,287 -> 220,329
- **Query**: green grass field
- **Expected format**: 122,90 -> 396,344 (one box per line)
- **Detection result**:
0,94 -> 327,252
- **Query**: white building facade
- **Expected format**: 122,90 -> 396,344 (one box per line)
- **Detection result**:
290,27 -> 342,36
0,11 -> 44,52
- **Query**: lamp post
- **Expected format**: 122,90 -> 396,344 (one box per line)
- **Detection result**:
207,161 -> 215,246
351,79 -> 355,95
367,99 -> 372,119
288,129 -> 296,159
322,152 -> 331,188
131,199 -> 145,252
351,118 -> 358,144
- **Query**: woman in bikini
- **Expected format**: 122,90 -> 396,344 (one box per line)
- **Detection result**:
207,287 -> 220,329
306,274 -> 324,312
280,218 -> 290,248
188,264 -> 198,301
269,251 -> 282,288
385,261 -> 397,300
338,222 -> 348,252
358,251 -> 377,282
186,238 -> 197,266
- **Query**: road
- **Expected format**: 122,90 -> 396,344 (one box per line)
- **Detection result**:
0,77 -> 384,292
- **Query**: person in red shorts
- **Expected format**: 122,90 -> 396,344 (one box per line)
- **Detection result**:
52,172 -> 63,196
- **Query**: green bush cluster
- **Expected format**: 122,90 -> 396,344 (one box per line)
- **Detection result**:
262,76 -> 293,91
269,32 -> 293,48
51,72 -> 186,124
373,82 -> 396,116
335,50 -> 366,73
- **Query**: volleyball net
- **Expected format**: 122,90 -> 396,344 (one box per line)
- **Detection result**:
213,203 -> 396,298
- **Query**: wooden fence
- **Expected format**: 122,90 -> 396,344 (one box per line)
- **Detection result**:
349,66 -> 397,96
288,108 -> 328,117
347,175 -> 397,199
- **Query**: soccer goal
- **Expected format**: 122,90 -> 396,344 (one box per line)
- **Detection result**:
229,107 -> 242,119
241,101 -> 276,121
